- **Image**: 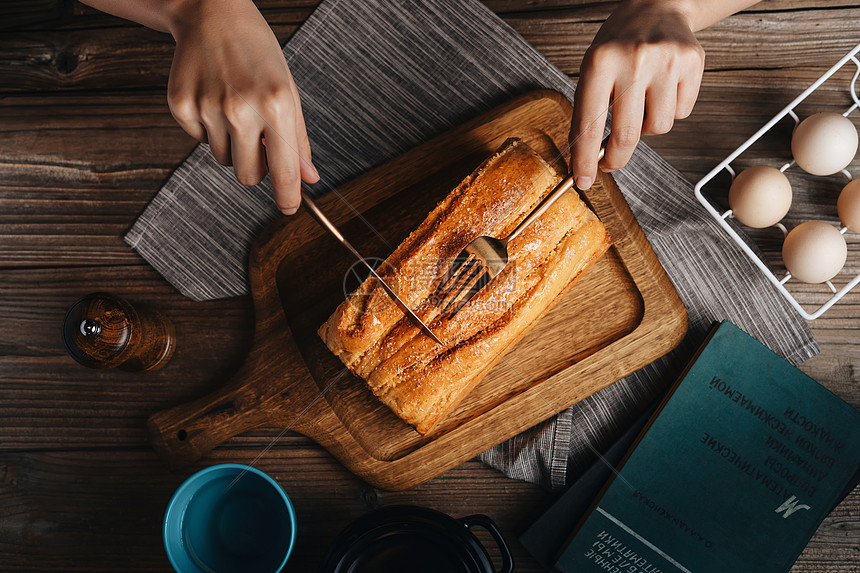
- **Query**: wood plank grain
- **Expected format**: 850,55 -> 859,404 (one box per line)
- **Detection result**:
11,66 -> 842,192
0,447 -> 553,572
0,27 -> 176,92
0,0 -> 71,30
0,93 -> 195,267
4,62 -> 858,267
3,5 -> 859,93
794,486 -> 860,573
0,93 -> 194,189
10,0 -> 856,31
484,0 -> 860,13
0,265 -> 255,449
0,263 -> 852,449
0,81 -> 855,388
0,447 -> 855,572
1,2 -> 858,570
505,9 -> 860,77
2,0 -> 318,32
0,0 -> 542,35
0,24 -> 297,94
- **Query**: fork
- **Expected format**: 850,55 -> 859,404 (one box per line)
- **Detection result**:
433,152 -> 604,317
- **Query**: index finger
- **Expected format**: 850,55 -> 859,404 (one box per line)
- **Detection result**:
263,120 -> 303,215
570,68 -> 613,189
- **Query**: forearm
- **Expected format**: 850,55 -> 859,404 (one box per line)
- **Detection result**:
77,0 -> 180,33
78,0 -> 251,36
621,0 -> 762,33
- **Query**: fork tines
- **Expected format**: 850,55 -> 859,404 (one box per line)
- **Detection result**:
432,253 -> 491,318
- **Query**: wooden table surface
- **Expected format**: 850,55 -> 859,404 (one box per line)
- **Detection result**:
1,1 -> 858,571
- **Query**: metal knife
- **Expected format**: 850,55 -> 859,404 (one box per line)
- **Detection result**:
300,189 -> 443,345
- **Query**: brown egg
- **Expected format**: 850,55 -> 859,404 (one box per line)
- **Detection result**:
838,178 -> 860,233
791,112 -> 858,176
728,166 -> 792,228
782,221 -> 847,283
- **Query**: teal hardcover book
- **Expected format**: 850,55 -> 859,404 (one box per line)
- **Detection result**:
555,321 -> 860,573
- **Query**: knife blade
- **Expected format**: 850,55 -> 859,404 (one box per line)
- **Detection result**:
300,189 -> 443,345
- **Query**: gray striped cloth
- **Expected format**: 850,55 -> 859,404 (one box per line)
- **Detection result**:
125,0 -> 819,489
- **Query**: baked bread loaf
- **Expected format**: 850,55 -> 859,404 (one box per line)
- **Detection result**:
319,138 -> 612,434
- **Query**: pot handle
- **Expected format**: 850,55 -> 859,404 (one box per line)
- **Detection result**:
460,514 -> 514,573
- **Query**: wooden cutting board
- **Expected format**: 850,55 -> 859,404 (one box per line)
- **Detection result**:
147,90 -> 688,490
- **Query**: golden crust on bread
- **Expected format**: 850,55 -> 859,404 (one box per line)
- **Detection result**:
319,138 -> 612,434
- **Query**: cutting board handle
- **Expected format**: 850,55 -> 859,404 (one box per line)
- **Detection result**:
146,309 -> 317,469
147,359 -> 275,469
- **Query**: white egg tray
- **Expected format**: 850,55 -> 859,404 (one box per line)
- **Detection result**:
694,42 -> 860,320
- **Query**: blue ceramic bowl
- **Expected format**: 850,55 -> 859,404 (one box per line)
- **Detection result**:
163,464 -> 296,573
